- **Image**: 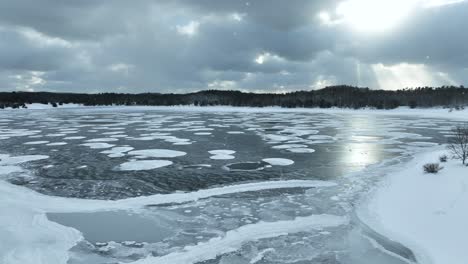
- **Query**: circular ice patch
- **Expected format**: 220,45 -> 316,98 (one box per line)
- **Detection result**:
272,144 -> 308,149
46,142 -> 67,146
128,149 -> 187,158
64,136 -> 86,140
210,154 -> 235,160
118,160 -> 173,171
262,158 -> 294,166
227,131 -> 245,134
86,138 -> 119,142
208,150 -> 236,155
194,132 -> 212,135
24,141 -> 49,145
287,148 -> 315,153
80,143 -> 115,149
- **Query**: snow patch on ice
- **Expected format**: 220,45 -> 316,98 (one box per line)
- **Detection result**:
210,154 -> 235,160
208,150 -> 236,155
262,158 -> 294,166
287,148 -> 316,153
80,143 -> 115,149
23,141 -> 49,145
46,142 -> 67,146
64,136 -> 86,140
85,138 -> 118,142
128,149 -> 187,158
118,160 -> 173,171
272,144 -> 308,149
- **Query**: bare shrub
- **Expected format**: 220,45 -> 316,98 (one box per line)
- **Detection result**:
448,126 -> 468,165
423,163 -> 442,174
439,155 -> 448,162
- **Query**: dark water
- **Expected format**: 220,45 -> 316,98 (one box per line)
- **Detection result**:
0,108 -> 454,200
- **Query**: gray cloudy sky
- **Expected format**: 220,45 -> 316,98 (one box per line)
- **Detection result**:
0,0 -> 467,93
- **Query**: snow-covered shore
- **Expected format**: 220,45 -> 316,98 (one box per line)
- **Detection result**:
8,104 -> 468,121
359,147 -> 468,264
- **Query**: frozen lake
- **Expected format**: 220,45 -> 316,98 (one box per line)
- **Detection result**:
0,108 -> 457,264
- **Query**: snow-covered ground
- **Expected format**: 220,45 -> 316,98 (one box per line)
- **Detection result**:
359,147 -> 468,264
6,104 -> 468,121
20,103 -> 83,109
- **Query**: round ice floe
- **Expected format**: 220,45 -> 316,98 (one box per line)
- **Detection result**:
189,128 -> 213,131
118,160 -> 173,171
24,141 -> 49,145
272,144 -> 308,149
208,150 -> 236,155
46,142 -> 67,146
46,133 -> 66,137
110,134 -> 128,138
210,154 -> 235,160
227,131 -> 245,134
86,138 -> 119,142
194,132 -> 212,135
64,136 -> 86,140
263,134 -> 293,142
287,148 -> 315,153
80,143 -> 115,149
128,149 -> 187,158
262,158 -> 294,166
173,142 -> 192,145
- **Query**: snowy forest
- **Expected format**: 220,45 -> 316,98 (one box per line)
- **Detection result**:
1,85 -> 467,109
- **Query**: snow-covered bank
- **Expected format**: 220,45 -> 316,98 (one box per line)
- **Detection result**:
359,146 -> 468,264
8,103 -> 83,110
5,104 -> 468,121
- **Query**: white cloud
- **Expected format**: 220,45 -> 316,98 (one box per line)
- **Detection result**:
208,80 -> 237,90
176,21 -> 200,36
254,53 -> 283,65
108,63 -> 134,75
9,71 -> 46,91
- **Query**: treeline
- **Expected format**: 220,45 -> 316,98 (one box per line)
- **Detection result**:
1,85 -> 468,109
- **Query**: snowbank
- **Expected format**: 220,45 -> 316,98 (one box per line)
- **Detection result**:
5,104 -> 468,121
359,147 -> 468,264
24,103 -> 82,110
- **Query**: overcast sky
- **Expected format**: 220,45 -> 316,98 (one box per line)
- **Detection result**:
0,0 -> 467,93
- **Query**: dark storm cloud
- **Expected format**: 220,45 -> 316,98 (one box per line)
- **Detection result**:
0,0 -> 466,92
0,27 -> 76,71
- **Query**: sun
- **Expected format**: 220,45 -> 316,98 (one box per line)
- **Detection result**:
336,0 -> 418,33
